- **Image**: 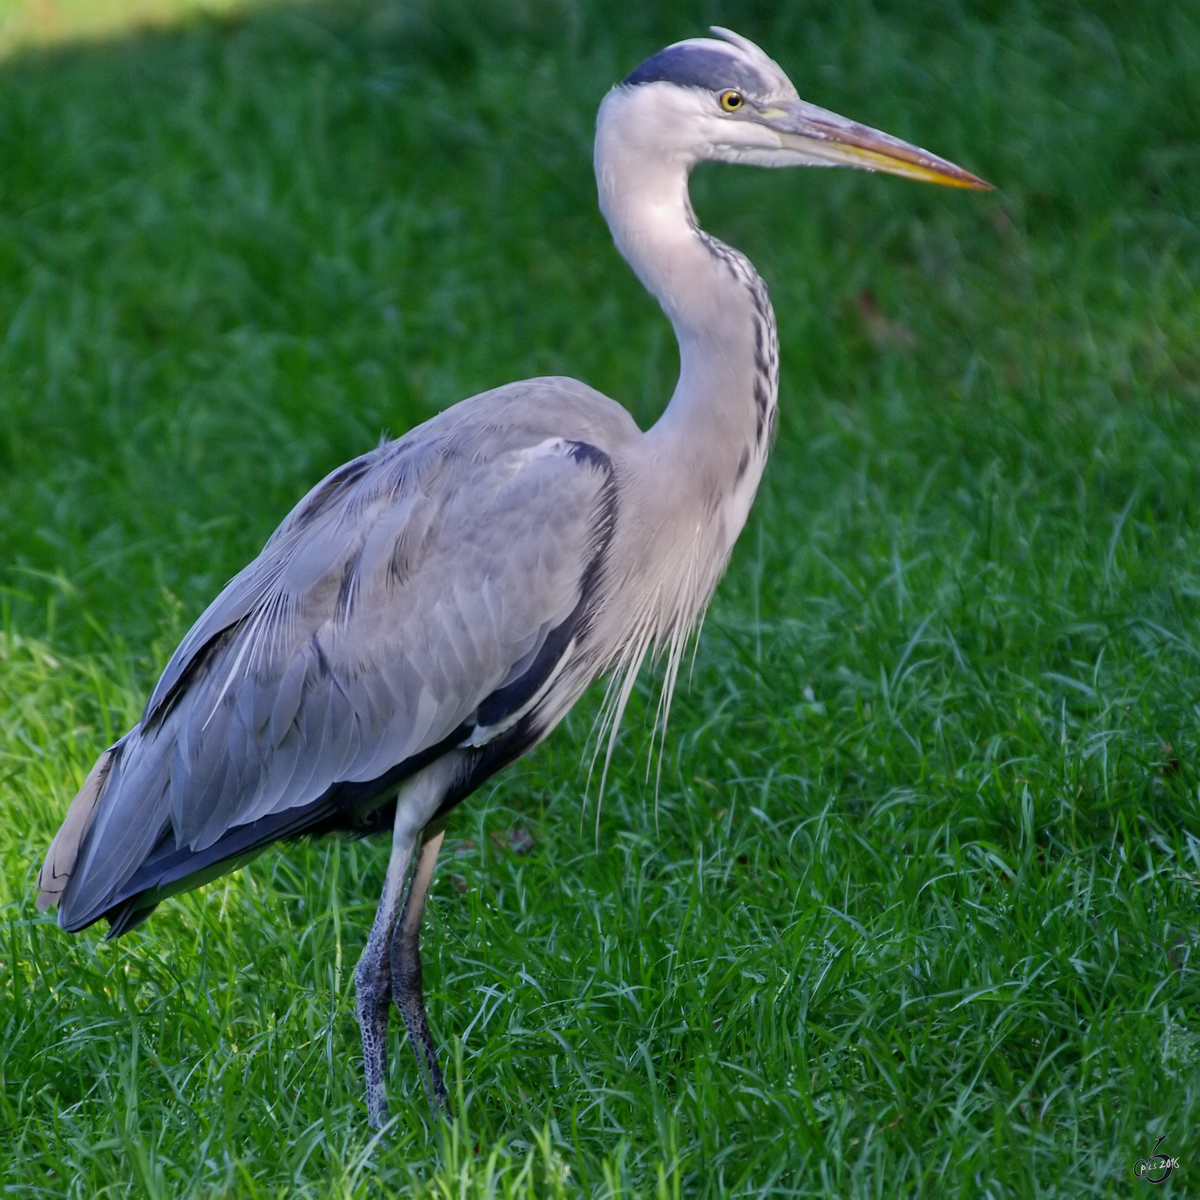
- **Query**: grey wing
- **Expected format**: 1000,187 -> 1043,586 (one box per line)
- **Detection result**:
46,425 -> 620,931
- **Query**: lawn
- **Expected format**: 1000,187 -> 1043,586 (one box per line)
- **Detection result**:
1,0 -> 1198,1194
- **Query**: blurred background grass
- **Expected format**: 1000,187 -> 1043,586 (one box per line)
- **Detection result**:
0,0 -> 275,57
0,0 -> 1198,1194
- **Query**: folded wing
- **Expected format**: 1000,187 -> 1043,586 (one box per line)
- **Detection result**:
40,413 -> 621,932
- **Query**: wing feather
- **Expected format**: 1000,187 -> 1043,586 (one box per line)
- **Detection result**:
53,382 -> 635,931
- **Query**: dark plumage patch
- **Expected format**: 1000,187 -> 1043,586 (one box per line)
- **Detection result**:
753,376 -> 769,419
335,546 -> 364,622
474,618 -> 576,730
624,45 -> 766,96
142,618 -> 247,730
310,634 -> 333,678
566,441 -> 609,470
295,456 -> 374,528
95,721 -> 473,937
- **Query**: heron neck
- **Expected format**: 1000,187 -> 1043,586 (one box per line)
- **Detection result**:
594,119 -> 778,480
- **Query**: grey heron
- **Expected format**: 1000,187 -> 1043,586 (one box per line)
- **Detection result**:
36,29 -> 989,1128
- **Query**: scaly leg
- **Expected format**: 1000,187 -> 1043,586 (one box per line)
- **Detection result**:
355,824 -> 417,1130
392,827 -> 448,1117
355,759 -> 455,1129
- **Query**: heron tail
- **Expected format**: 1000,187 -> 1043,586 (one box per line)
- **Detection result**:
35,744 -> 119,915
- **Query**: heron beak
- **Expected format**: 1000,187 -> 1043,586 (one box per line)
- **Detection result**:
761,100 -> 992,190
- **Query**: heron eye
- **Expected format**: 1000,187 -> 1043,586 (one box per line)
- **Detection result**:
719,90 -> 744,112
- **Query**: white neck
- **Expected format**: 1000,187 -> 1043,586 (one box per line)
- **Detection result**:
594,85 -> 778,516
574,82 -> 783,754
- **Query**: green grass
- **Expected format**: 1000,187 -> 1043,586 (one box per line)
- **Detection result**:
2,0 -> 1200,1193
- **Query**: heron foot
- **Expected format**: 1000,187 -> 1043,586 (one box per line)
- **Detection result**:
395,950 -> 449,1116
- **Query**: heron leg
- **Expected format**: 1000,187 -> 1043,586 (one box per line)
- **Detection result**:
355,758 -> 457,1130
392,826 -> 448,1117
355,823 -> 418,1129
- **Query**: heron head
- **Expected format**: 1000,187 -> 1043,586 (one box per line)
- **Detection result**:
605,27 -> 990,190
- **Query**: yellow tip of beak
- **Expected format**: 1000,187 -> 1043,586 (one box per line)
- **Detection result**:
847,144 -> 993,190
